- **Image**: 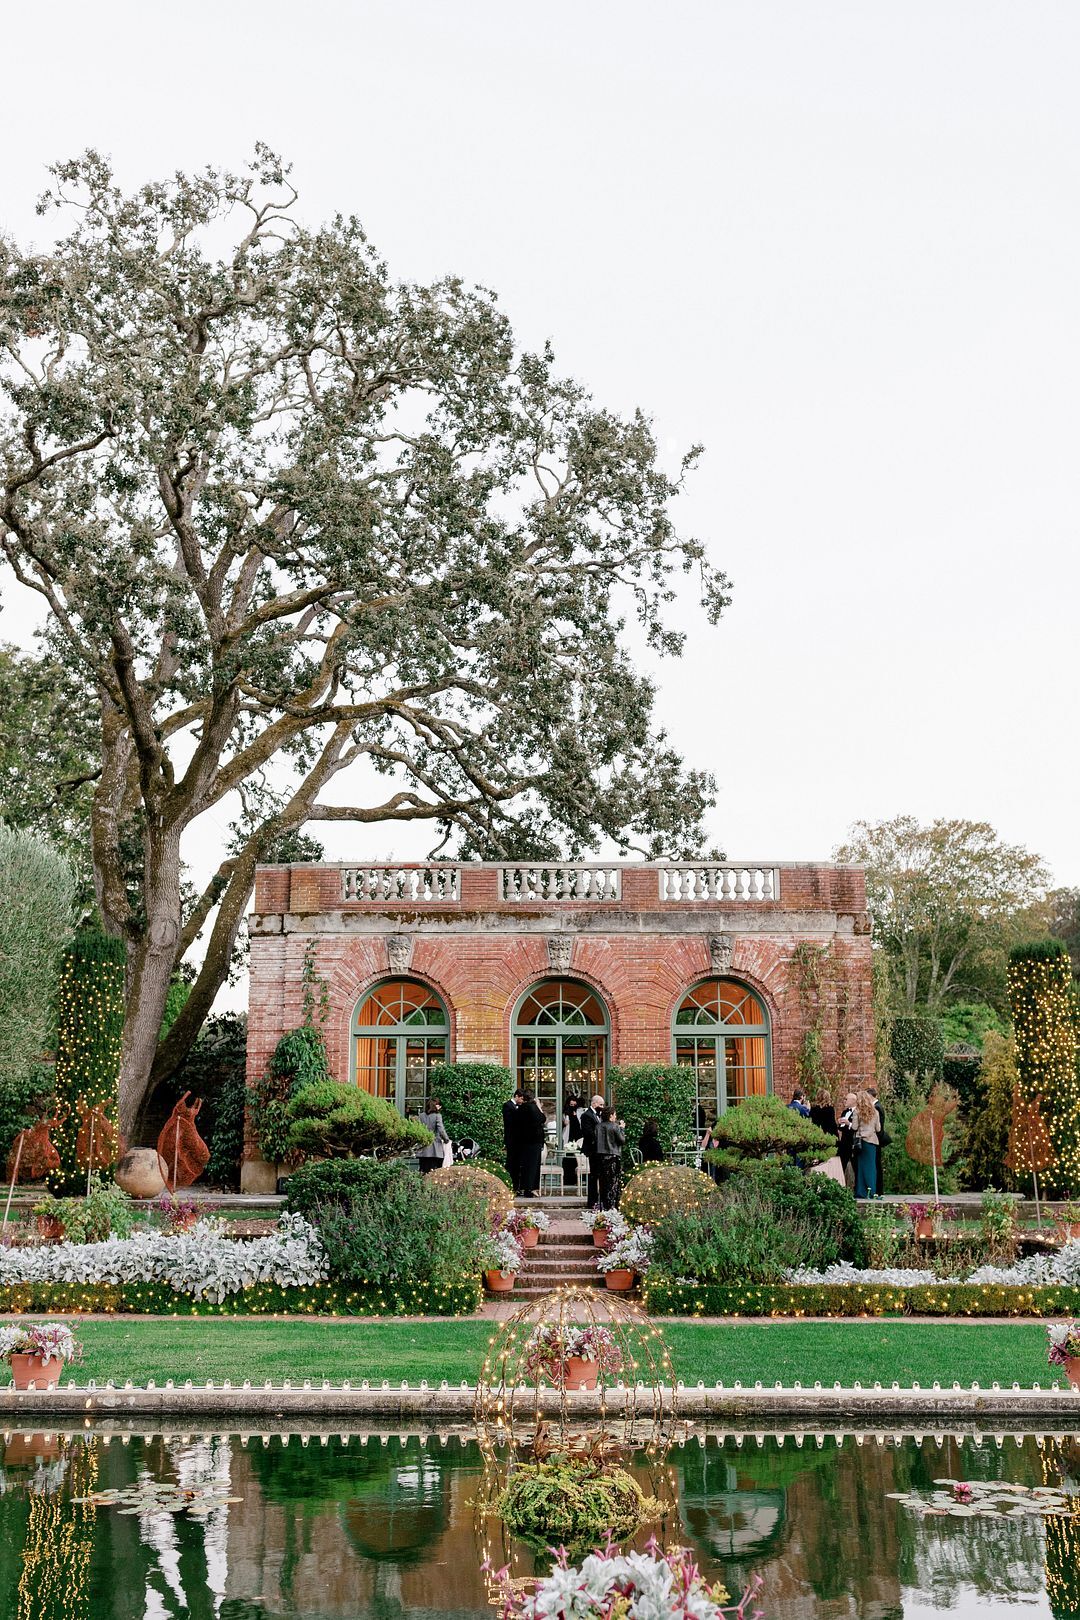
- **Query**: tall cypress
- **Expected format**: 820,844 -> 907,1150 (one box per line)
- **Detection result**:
51,930 -> 126,1190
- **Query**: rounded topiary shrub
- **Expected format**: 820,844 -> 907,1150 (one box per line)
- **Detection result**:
621,1164 -> 718,1226
428,1162 -> 514,1224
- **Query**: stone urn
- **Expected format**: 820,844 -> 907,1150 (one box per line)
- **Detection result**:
115,1148 -> 169,1200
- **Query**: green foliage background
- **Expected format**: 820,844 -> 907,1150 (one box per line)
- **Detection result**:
51,929 -> 126,1191
608,1062 -> 695,1164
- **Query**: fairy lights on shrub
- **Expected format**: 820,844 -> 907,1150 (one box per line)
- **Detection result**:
1009,941 -> 1080,1196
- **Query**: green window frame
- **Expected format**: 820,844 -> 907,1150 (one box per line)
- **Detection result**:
350,978 -> 450,1116
512,978 -> 610,1148
672,977 -> 772,1125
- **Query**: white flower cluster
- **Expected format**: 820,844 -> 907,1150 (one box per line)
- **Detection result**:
0,1214 -> 327,1305
968,1240 -> 1080,1288
788,1262 -> 942,1287
598,1225 -> 654,1275
520,1548 -> 726,1619
793,1238 -> 1080,1292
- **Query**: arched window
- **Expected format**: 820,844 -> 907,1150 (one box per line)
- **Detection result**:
351,979 -> 449,1115
673,978 -> 771,1126
513,979 -> 609,1146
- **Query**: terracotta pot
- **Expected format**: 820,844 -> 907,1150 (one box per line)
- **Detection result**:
520,1226 -> 539,1248
604,1268 -> 635,1292
3,1433 -> 61,1464
171,1211 -> 199,1232
592,1229 -> 610,1248
484,1269 -> 516,1294
1057,1222 -> 1080,1242
914,1218 -> 935,1241
1064,1357 -> 1080,1390
9,1354 -> 65,1390
563,1355 -> 599,1390
35,1215 -> 64,1242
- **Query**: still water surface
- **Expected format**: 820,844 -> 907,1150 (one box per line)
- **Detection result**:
2,1426 -> 1079,1619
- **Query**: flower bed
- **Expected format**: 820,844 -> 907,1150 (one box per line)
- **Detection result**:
0,1278 -> 481,1317
641,1277 -> 1080,1318
0,1214 -> 325,1303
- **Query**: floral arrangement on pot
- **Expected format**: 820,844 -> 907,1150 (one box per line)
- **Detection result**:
581,1208 -> 628,1247
597,1226 -> 652,1290
522,1322 -> 625,1389
0,1321 -> 83,1389
902,1201 -> 955,1240
479,1227 -> 523,1292
504,1208 -> 551,1248
155,1192 -> 199,1234
32,1198 -> 65,1242
1047,1321 -> 1080,1384
486,1538 -> 764,1619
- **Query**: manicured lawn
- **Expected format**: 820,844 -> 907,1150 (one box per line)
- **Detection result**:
3,1317 -> 1060,1389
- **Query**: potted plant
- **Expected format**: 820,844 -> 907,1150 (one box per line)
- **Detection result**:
582,1208 -> 627,1249
505,1207 -> 550,1249
1047,1321 -> 1080,1387
523,1322 -> 625,1390
31,1195 -> 65,1243
903,1201 -> 953,1241
0,1322 -> 82,1389
1055,1202 -> 1080,1242
156,1192 -> 199,1233
486,1539 -> 761,1618
479,1228 -> 522,1293
598,1226 -> 652,1291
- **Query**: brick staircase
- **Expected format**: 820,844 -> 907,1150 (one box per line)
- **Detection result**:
511,1202 -> 605,1298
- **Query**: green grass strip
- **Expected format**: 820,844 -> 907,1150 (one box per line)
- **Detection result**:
6,1318 -> 1057,1390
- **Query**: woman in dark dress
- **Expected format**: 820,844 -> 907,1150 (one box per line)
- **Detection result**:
639,1116 -> 664,1162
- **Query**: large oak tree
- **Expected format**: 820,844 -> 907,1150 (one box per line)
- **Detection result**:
0,150 -> 728,1136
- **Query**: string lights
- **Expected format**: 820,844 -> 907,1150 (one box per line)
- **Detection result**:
1009,941 -> 1080,1197
52,932 -> 125,1191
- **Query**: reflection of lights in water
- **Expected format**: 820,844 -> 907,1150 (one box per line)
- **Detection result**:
16,1440 -> 96,1620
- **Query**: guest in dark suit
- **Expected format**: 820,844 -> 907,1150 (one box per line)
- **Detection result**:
868,1085 -> 887,1196
517,1090 -> 547,1198
503,1090 -> 524,1193
579,1094 -> 603,1209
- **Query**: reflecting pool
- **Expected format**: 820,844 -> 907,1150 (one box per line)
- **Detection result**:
2,1425 -> 1080,1618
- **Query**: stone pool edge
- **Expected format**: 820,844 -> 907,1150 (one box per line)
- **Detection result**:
2,1384 -> 1079,1421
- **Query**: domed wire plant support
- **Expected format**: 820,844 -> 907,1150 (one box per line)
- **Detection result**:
473,1285 -> 685,1582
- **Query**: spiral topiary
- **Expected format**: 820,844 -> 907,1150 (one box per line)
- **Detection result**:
620,1164 -> 719,1226
428,1162 -> 514,1224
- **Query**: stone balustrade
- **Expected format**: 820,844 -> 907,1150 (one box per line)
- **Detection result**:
499,864 -> 623,901
340,865 -> 461,903
658,864 -> 781,902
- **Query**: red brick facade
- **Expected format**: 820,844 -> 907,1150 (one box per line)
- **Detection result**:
244,861 -> 873,1188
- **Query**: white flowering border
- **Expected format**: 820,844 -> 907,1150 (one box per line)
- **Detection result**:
0,1214 -> 327,1305
789,1240 -> 1080,1290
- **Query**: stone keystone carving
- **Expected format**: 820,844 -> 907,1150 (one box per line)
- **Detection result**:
547,934 -> 573,973
386,934 -> 413,974
708,933 -> 735,974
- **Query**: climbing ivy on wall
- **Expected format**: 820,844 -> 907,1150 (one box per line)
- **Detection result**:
51,929 -> 126,1190
791,942 -> 832,1097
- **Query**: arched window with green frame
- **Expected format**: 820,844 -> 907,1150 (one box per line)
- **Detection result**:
350,978 -> 449,1115
673,978 -> 771,1126
513,979 -> 609,1146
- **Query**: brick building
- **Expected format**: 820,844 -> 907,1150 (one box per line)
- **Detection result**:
244,859 -> 873,1190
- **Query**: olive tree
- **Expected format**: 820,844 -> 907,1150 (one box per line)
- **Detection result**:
0,150 -> 728,1135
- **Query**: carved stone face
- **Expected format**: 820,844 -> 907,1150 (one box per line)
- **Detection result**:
386,934 -> 413,974
547,934 -> 573,973
708,933 -> 735,974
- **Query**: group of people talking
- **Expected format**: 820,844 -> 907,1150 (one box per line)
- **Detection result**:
786,1083 -> 888,1197
502,1090 -> 638,1209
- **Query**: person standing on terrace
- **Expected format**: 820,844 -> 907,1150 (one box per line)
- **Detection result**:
853,1090 -> 880,1200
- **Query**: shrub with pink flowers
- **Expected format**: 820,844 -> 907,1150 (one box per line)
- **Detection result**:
522,1322 -> 625,1383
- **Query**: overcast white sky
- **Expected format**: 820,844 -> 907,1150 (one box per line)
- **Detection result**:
2,1 -> 1078,893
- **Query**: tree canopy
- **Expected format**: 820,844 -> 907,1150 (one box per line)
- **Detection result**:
836,815 -> 1049,1016
0,823 -> 77,1100
0,150 -> 728,1134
